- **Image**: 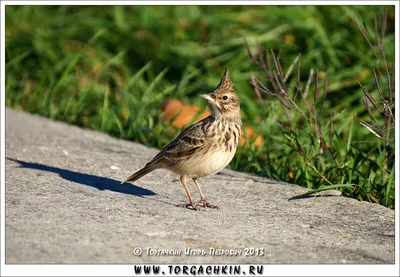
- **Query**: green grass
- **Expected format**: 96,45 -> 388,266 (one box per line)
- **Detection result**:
5,5 -> 395,208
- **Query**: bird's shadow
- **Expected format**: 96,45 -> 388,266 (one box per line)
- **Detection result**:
6,157 -> 156,197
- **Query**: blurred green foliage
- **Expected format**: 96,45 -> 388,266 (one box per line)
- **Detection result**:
5,5 -> 395,208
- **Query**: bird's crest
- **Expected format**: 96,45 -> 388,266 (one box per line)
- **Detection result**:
215,68 -> 233,92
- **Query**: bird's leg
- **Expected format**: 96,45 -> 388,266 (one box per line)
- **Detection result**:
192,178 -> 206,201
193,178 -> 219,209
180,175 -> 199,211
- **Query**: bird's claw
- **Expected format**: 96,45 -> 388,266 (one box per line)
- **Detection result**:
177,200 -> 218,211
178,203 -> 200,211
195,199 -> 219,209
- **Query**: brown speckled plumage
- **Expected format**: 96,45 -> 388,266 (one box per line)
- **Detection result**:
122,69 -> 242,210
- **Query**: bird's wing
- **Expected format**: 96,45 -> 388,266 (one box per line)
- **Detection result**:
146,118 -> 212,167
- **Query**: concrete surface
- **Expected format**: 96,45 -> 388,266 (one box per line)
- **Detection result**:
5,108 -> 395,264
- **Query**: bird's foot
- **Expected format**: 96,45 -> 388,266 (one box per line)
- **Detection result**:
195,199 -> 219,209
178,202 -> 200,211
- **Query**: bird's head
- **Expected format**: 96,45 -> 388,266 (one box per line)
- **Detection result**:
200,69 -> 240,119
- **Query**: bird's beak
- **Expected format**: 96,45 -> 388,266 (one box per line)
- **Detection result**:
200,93 -> 214,102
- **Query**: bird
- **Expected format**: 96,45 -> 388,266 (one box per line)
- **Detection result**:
121,69 -> 242,210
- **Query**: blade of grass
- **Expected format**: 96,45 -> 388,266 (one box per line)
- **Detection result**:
101,84 -> 110,131
289,184 -> 354,200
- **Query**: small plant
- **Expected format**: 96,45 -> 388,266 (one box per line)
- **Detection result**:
245,9 -> 394,208
355,9 -> 395,178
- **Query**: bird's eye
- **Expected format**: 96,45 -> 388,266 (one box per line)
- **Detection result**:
222,95 -> 228,100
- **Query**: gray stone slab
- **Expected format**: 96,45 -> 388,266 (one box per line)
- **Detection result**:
5,108 -> 395,264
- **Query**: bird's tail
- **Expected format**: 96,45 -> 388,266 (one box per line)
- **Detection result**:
121,166 -> 155,184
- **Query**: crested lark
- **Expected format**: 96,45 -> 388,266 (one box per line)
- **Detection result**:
121,69 -> 242,210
